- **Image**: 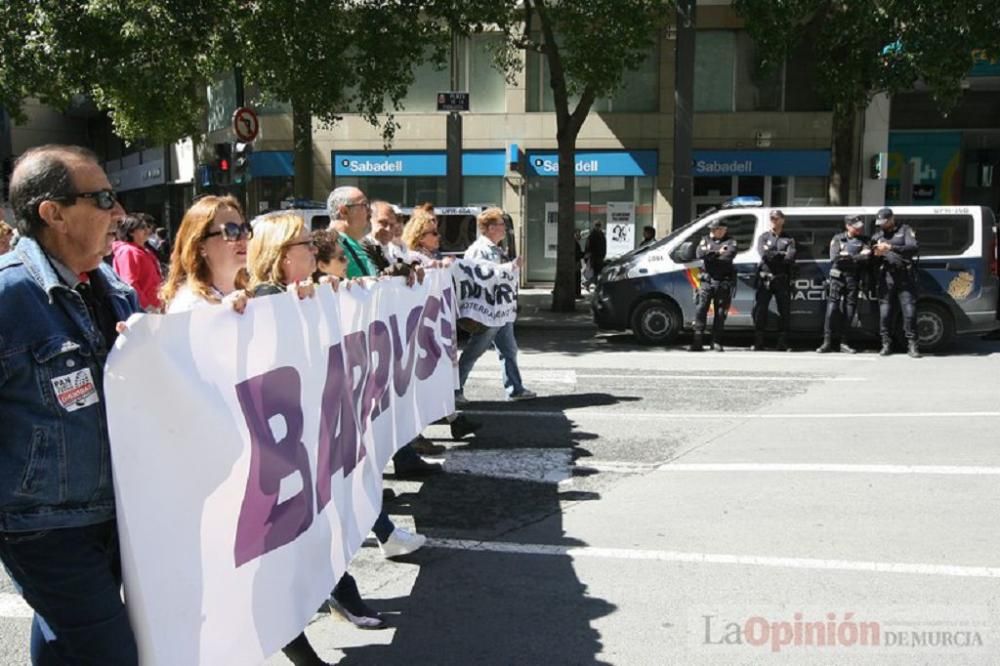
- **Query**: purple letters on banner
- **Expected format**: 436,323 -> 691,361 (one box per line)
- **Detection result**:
316,342 -> 362,513
233,367 -> 314,567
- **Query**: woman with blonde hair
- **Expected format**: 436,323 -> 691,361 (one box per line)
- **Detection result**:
161,195 -> 250,313
246,212 -> 318,296
401,208 -> 443,264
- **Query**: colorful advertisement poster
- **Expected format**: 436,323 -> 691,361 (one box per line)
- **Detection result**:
886,132 -> 962,205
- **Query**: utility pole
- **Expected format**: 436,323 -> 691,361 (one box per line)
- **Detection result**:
672,0 -> 696,229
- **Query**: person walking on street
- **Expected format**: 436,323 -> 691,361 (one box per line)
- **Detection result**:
817,215 -> 871,354
872,207 -> 921,358
689,219 -> 737,352
585,220 -> 607,280
0,145 -> 141,664
457,207 -> 537,403
752,209 -> 797,351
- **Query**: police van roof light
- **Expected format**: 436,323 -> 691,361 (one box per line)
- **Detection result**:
720,196 -> 763,209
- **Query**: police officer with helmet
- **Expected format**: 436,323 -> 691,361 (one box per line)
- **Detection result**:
752,210 -> 797,351
872,207 -> 921,357
817,214 -> 871,353
689,218 -> 737,352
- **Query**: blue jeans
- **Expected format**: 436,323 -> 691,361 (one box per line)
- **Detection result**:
458,322 -> 524,397
0,521 -> 138,665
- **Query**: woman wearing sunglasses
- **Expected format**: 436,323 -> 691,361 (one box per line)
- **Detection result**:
111,214 -> 163,312
401,208 -> 446,265
160,195 -> 250,314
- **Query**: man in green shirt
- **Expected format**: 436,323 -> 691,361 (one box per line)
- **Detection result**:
327,186 -> 378,278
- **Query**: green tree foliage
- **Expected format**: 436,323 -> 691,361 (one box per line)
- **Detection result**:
433,0 -> 673,311
732,0 -> 1000,202
0,1 -> 443,145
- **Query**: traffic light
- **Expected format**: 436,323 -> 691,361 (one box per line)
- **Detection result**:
233,142 -> 252,185
214,143 -> 232,185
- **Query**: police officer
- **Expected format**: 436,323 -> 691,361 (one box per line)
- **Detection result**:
817,215 -> 871,353
752,209 -> 797,351
689,218 -> 737,352
872,207 -> 921,357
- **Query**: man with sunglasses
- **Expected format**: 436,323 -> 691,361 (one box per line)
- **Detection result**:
0,145 -> 141,663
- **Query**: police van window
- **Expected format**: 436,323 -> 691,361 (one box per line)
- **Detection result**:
309,215 -> 330,231
782,216 -> 843,260
719,214 -> 756,253
896,215 -> 973,256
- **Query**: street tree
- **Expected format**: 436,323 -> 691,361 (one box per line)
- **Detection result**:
436,0 -> 673,312
0,1 -> 443,196
732,0 -> 1000,204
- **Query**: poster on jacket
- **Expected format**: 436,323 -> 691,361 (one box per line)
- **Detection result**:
544,202 -> 559,259
105,272 -> 456,665
451,259 -> 519,327
606,201 -> 636,258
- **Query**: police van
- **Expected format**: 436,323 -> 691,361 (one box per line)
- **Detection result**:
591,198 -> 999,351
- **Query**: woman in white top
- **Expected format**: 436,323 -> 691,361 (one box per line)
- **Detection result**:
160,195 -> 250,313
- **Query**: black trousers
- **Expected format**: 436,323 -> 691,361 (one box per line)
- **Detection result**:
879,269 -> 918,341
822,275 -> 860,340
694,280 -> 733,339
753,275 -> 791,334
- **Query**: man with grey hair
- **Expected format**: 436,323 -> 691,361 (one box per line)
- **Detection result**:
328,186 -> 377,279
0,145 -> 140,663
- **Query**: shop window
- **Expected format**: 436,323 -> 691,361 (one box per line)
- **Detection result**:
784,40 -> 830,112
791,177 -> 828,206
694,176 -> 732,197
463,177 -> 503,207
782,215 -> 844,261
895,215 -> 973,256
526,42 -> 659,113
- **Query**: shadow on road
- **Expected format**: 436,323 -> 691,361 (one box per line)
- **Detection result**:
337,392 -> 621,664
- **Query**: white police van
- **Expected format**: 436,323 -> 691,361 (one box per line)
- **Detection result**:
591,198 -> 999,351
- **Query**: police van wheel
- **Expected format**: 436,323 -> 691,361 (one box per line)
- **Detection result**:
916,301 -> 954,353
631,298 -> 682,346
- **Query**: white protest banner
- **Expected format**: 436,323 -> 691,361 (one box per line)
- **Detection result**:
451,259 -> 519,328
606,201 -> 636,258
105,271 -> 457,665
544,202 -> 559,258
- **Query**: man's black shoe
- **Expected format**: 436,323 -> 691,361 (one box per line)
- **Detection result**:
907,341 -> 922,358
450,415 -> 482,440
393,457 -> 443,479
410,435 -> 446,455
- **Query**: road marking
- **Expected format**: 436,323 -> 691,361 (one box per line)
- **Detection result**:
465,409 -> 1000,420
655,463 -> 1000,475
573,374 -> 866,382
428,539 -> 1000,579
0,593 -> 32,618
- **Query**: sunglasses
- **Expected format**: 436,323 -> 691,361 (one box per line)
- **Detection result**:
423,229 -> 440,237
285,239 -> 316,249
57,189 -> 119,211
204,222 -> 253,242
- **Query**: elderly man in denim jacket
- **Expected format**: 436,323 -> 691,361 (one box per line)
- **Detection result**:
0,145 -> 140,664
455,207 -> 536,403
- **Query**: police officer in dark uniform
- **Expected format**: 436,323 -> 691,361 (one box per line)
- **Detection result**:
752,209 -> 797,351
817,215 -> 871,353
689,218 -> 737,352
872,207 -> 921,358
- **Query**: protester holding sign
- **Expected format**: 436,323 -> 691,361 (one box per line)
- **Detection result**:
160,195 -> 250,313
0,145 -> 141,664
403,207 -> 446,264
456,207 -> 536,403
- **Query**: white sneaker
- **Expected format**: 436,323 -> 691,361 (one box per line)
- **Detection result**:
378,528 -> 427,559
454,390 -> 469,406
508,389 -> 537,401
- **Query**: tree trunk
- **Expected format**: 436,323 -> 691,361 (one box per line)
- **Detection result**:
292,102 -> 313,201
551,136 -> 579,312
828,107 -> 856,205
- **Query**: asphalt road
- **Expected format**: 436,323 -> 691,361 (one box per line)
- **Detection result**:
2,329 -> 999,665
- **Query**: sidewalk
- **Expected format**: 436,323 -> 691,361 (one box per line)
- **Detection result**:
515,288 -> 596,330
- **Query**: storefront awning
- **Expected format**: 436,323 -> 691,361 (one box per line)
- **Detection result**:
249,151 -> 294,178
333,150 -> 507,177
526,150 -> 658,177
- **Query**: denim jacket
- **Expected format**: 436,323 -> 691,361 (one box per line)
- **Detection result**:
0,237 -> 140,531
